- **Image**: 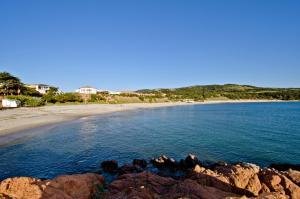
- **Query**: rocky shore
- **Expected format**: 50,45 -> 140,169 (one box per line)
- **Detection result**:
1,155 -> 300,199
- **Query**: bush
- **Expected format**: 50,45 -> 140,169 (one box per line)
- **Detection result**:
54,93 -> 83,103
138,96 -> 145,101
89,94 -> 106,102
42,88 -> 58,103
120,93 -> 139,97
6,95 -> 45,107
22,87 -> 42,97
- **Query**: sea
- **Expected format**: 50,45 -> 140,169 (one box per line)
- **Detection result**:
0,102 -> 299,180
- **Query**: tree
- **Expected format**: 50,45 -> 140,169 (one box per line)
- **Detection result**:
0,72 -> 23,95
22,87 -> 42,97
42,87 -> 59,103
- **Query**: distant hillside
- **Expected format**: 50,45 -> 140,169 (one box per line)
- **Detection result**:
136,84 -> 300,101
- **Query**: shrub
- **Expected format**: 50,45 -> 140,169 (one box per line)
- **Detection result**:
89,94 -> 106,102
54,93 -> 83,103
120,93 -> 139,97
22,87 -> 42,97
6,95 -> 45,107
138,96 -> 145,101
42,88 -> 58,103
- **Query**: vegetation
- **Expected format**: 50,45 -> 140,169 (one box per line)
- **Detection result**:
2,71 -> 299,107
41,87 -> 59,103
0,72 -> 45,107
0,72 -> 24,95
0,72 -> 85,106
89,94 -> 107,103
137,84 -> 300,101
41,87 -> 83,104
53,93 -> 83,103
6,95 -> 45,107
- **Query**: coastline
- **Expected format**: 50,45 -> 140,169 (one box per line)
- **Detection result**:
1,154 -> 299,198
0,99 -> 291,138
1,101 -> 300,198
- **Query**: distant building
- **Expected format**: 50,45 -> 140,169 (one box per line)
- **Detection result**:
75,86 -> 98,94
108,91 -> 121,95
26,84 -> 51,94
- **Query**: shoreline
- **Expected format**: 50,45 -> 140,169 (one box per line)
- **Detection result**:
0,99 -> 294,139
1,154 -> 299,198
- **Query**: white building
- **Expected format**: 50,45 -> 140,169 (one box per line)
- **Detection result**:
75,86 -> 98,94
26,84 -> 51,94
108,91 -> 121,95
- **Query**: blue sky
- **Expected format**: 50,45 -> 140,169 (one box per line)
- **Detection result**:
1,0 -> 300,91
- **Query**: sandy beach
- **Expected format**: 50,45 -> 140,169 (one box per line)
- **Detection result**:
0,100 -> 285,137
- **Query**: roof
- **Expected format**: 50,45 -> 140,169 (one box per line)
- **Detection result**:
80,86 -> 96,89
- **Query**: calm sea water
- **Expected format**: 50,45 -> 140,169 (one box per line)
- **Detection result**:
0,102 -> 300,180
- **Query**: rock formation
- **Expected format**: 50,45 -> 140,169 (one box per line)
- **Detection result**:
1,155 -> 300,199
0,173 -> 104,199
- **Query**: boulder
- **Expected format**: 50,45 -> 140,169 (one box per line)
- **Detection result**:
168,178 -> 239,199
187,166 -> 234,194
214,163 -> 261,196
151,155 -> 166,168
182,154 -> 200,169
0,173 -> 104,199
151,155 -> 177,170
118,164 -> 137,175
279,175 -> 300,199
246,174 -> 262,196
193,164 -> 206,173
104,171 -> 239,198
42,173 -> 104,199
259,168 -> 300,198
260,183 -> 271,193
0,177 -> 44,199
259,169 -> 284,193
133,159 -> 148,169
101,160 -> 118,173
106,171 -> 177,197
256,192 -> 289,199
285,169 -> 300,186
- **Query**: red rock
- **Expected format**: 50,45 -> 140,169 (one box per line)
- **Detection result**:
43,173 -> 104,199
193,164 -> 206,173
229,163 -> 260,189
105,171 -> 239,198
246,174 -> 262,196
0,173 -> 104,199
259,168 -> 300,198
259,169 -> 284,193
279,175 -> 300,199
214,163 -> 262,196
189,168 -> 232,194
0,177 -> 43,199
260,183 -> 271,193
285,169 -> 300,186
255,192 -> 289,199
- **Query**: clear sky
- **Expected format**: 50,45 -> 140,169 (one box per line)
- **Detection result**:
1,0 -> 300,91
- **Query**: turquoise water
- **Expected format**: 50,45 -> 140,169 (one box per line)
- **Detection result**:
0,102 -> 300,180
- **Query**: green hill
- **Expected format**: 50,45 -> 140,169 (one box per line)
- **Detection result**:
136,84 -> 300,101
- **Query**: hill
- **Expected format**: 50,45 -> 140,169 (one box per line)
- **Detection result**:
136,84 -> 300,101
